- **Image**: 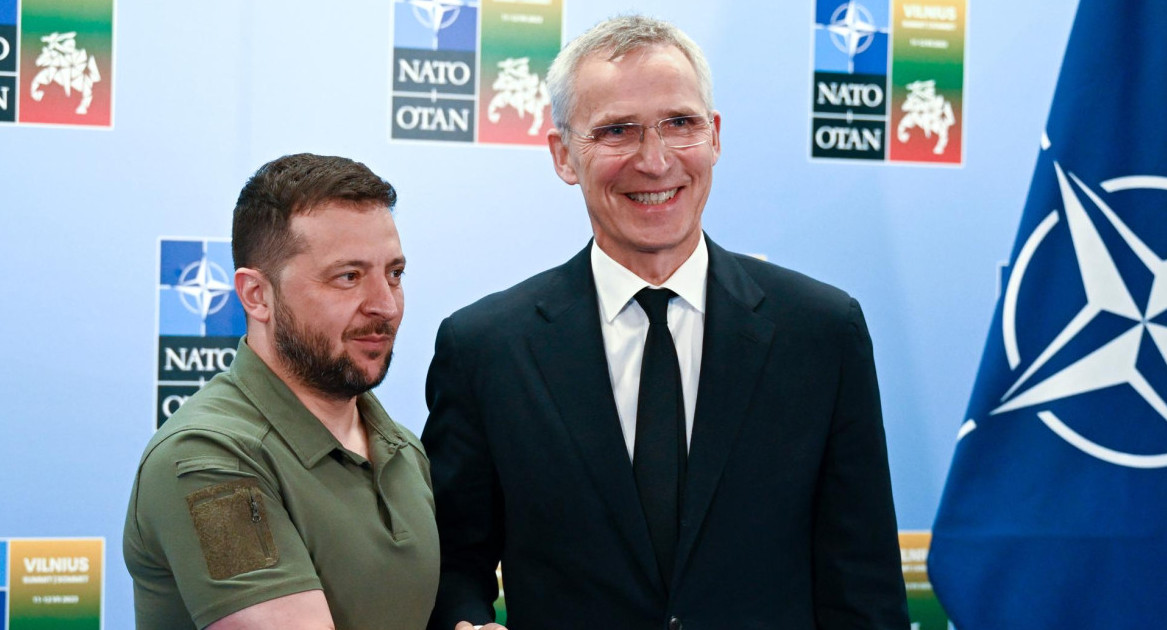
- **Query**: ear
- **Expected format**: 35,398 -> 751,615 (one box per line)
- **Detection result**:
709,110 -> 722,166
547,127 -> 579,185
235,267 -> 273,324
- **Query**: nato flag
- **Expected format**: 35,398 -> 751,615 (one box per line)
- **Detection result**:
930,0 -> 1167,627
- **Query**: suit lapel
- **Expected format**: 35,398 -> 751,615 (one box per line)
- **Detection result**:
526,245 -> 664,592
674,237 -> 776,581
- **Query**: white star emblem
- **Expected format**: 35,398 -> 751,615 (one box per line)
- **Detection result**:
174,257 -> 233,321
400,0 -> 479,50
989,162 -> 1167,468
817,1 -> 888,74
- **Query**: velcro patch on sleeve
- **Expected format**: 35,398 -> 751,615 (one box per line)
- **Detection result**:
185,478 -> 279,580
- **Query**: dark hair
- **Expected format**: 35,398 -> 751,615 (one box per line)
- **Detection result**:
231,153 -> 397,278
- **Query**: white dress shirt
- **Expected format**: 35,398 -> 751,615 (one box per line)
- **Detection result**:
590,238 -> 708,460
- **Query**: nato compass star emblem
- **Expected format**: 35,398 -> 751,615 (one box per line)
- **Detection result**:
819,1 -> 889,73
962,151 -> 1167,468
399,0 -> 480,50
173,257 -> 233,320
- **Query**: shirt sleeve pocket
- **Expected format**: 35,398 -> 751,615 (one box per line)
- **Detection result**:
185,478 -> 280,580
175,456 -> 240,477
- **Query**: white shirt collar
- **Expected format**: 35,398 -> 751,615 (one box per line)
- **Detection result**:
591,236 -> 709,324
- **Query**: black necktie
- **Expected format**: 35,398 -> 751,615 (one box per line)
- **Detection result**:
632,288 -> 686,586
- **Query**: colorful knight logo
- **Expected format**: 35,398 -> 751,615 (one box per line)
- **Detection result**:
29,31 -> 102,115
3,0 -> 115,127
897,79 -> 954,155
487,57 -> 549,137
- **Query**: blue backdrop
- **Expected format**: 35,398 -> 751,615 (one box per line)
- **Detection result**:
0,1 -> 1080,627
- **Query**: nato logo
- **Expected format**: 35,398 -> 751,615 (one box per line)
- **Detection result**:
394,0 -> 478,52
159,238 -> 243,335
813,0 -> 890,75
811,1 -> 891,159
972,159 -> 1167,468
156,238 -> 245,428
391,0 -> 480,142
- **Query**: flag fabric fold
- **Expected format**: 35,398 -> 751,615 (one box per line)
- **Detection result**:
929,1 -> 1167,627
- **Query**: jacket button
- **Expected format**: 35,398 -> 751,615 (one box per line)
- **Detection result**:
668,616 -> 682,630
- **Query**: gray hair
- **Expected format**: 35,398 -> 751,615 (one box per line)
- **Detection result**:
546,15 -> 714,132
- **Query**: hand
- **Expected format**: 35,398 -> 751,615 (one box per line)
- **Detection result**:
454,623 -> 507,630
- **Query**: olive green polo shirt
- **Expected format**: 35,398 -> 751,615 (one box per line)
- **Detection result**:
124,339 -> 439,630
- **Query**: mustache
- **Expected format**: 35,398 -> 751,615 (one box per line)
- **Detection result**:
343,320 -> 397,340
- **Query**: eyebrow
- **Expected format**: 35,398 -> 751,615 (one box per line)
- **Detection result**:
590,110 -> 703,127
326,256 -> 407,270
590,114 -> 639,127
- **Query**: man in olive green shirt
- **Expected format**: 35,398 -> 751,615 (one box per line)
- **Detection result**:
124,153 -> 438,629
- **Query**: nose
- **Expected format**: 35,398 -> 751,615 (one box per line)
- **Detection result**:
632,123 -> 670,175
362,273 -> 402,321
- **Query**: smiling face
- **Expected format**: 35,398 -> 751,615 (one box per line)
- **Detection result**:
270,201 -> 405,400
549,44 -> 721,282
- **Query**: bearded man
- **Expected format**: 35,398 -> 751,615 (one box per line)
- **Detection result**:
124,153 -> 438,630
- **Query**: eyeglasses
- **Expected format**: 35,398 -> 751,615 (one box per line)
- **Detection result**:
569,115 -> 714,154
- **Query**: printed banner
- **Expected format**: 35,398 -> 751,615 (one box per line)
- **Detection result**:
1,540 -> 7,625
3,538 -> 104,630
0,0 -> 114,127
887,0 -> 964,163
156,238 -> 246,429
811,0 -> 965,165
390,0 -> 563,146
0,1 -> 14,123
899,531 -> 949,630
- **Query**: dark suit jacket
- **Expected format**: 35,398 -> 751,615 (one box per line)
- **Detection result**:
422,236 -> 908,630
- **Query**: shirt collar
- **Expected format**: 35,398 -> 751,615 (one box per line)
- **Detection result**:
232,338 -> 405,468
591,236 -> 709,324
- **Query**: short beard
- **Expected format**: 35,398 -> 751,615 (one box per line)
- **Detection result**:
273,296 -> 394,401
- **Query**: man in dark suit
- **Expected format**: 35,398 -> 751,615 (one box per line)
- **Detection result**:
422,15 -> 908,630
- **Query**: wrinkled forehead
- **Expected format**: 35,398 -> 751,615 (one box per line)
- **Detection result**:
571,45 -> 705,121
587,42 -> 692,72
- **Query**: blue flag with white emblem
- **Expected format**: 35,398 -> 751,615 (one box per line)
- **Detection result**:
929,1 -> 1167,627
